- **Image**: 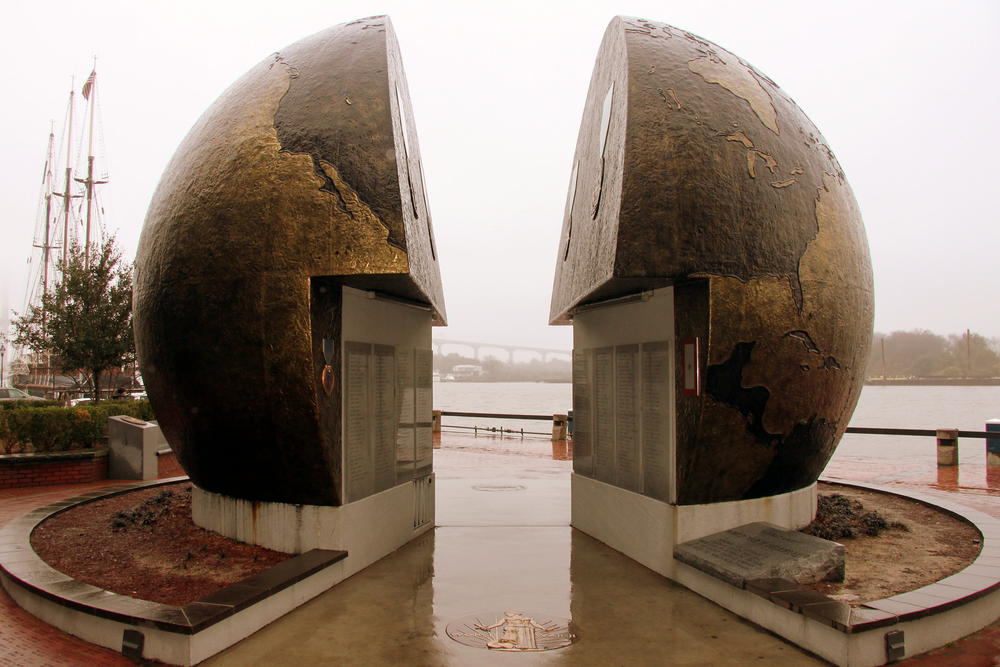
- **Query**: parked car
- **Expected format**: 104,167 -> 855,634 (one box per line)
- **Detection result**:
0,387 -> 45,402
68,397 -> 95,407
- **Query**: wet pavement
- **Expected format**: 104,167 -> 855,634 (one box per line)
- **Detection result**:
0,432 -> 998,665
207,443 -> 821,666
825,457 -> 1000,520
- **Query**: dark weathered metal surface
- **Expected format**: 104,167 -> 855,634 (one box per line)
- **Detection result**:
134,17 -> 444,505
555,17 -> 873,503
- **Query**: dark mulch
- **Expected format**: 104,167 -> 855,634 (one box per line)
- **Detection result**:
803,493 -> 910,541
30,482 -> 291,606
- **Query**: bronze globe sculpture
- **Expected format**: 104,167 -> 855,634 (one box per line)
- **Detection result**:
134,17 -> 444,506
551,17 -> 873,503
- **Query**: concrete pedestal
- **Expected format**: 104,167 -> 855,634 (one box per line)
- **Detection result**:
193,475 -> 435,580
107,416 -> 168,481
571,472 -> 817,579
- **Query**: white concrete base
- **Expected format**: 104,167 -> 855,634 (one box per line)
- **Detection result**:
674,560 -> 1000,667
193,475 -> 435,580
571,473 -> 817,579
2,557 -> 346,666
673,562 -> 875,666
572,473 -> 1000,666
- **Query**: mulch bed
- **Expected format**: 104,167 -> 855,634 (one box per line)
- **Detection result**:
28,480 -> 985,609
801,483 -> 982,603
30,482 -> 290,606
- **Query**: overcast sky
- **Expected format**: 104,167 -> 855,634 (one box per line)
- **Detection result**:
1,0 -> 997,354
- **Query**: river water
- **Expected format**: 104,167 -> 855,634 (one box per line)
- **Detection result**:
434,382 -> 1000,464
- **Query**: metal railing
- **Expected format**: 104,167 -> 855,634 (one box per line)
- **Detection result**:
443,424 -> 552,437
435,411 -> 1000,449
437,410 -> 559,439
440,411 -> 552,421
844,427 -> 996,439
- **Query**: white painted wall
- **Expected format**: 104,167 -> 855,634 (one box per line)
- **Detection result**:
572,288 -> 674,351
342,286 -> 432,349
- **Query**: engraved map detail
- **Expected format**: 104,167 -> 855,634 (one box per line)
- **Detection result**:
687,55 -> 779,134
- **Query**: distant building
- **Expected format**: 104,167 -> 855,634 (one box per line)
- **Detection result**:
451,364 -> 483,381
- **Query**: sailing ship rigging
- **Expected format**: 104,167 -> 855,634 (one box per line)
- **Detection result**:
13,66 -> 110,395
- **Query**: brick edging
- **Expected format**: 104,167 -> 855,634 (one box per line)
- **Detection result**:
0,449 -> 108,489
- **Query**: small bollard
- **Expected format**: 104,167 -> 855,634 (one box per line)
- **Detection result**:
986,419 -> 1000,466
552,414 -> 568,441
937,428 -> 959,467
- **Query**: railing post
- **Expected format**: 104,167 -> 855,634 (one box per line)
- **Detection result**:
551,414 -> 570,461
937,428 -> 959,466
987,419 -> 1000,466
552,414 -> 567,441
431,410 -> 442,449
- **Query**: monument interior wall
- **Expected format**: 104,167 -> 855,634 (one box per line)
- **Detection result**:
571,287 -> 675,503
341,287 -> 434,504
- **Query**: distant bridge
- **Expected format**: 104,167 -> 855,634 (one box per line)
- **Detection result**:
432,338 -> 571,363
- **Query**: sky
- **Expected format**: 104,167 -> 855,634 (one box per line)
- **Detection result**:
1,0 -> 998,356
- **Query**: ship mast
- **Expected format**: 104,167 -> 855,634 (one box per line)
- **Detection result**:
53,80 -> 76,268
15,66 -> 111,396
36,124 -> 56,305
77,65 -> 105,268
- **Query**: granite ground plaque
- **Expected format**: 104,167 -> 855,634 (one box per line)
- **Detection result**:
673,522 -> 844,588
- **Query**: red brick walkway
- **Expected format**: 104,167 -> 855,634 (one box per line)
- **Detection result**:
900,621 -> 1000,666
0,482 -> 131,667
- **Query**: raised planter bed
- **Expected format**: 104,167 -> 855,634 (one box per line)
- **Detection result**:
0,449 -> 109,489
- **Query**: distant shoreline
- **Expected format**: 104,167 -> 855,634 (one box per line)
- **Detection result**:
436,378 -> 571,384
865,378 -> 1000,387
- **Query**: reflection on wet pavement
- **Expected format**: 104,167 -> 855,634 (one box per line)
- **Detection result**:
205,440 -> 822,665
204,431 -> 1000,665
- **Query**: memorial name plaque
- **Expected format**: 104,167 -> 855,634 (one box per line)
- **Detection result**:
593,347 -> 615,484
396,348 -> 416,483
572,349 -> 594,476
641,341 -> 670,501
373,345 -> 397,492
345,341 -> 415,502
345,342 -> 373,502
414,349 -> 434,477
416,426 -> 433,477
673,522 -> 845,588
614,344 -> 640,492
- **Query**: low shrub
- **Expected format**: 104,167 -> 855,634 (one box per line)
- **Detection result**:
0,400 -> 155,453
0,399 -> 62,410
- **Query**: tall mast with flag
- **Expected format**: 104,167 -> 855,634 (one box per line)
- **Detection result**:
76,65 -> 107,268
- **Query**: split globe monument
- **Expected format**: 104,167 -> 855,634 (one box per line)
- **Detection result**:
135,17 -> 443,563
553,16 -> 871,535
14,13 -> 989,666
